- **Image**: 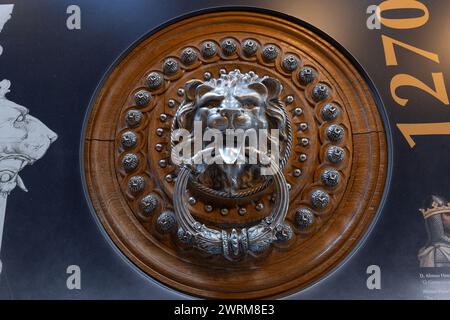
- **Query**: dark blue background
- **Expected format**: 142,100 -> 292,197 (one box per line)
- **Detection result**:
0,0 -> 449,299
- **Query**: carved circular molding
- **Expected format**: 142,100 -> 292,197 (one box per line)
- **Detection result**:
83,10 -> 388,299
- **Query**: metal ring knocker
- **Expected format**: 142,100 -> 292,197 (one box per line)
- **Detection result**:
174,159 -> 290,261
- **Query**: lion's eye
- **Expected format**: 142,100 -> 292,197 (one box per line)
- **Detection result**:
15,114 -> 26,122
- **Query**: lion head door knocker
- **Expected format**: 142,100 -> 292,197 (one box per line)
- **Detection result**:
170,70 -> 292,259
84,11 -> 388,298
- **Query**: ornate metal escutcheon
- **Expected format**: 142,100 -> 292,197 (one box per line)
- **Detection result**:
83,10 -> 388,298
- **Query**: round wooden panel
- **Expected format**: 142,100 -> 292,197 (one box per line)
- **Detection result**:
82,10 -> 388,299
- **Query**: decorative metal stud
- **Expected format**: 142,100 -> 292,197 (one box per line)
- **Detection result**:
262,44 -> 278,61
157,211 -> 176,233
299,122 -> 308,131
140,194 -> 158,215
125,109 -> 142,127
200,41 -> 217,58
326,124 -> 345,142
121,131 -> 137,148
177,88 -> 184,97
220,208 -> 229,216
156,128 -> 164,136
158,159 -> 167,168
128,176 -> 145,193
203,72 -> 212,81
321,169 -> 340,187
178,227 -> 194,244
180,47 -> 197,65
134,90 -> 150,106
147,72 -> 163,90
311,189 -> 330,209
299,67 -> 317,85
188,197 -> 197,205
122,153 -> 139,172
221,38 -> 237,56
321,103 -> 340,121
238,207 -> 247,216
219,68 -> 227,74
255,203 -> 264,211
282,55 -> 299,72
204,205 -> 213,213
326,146 -> 345,164
312,84 -> 330,101
299,153 -> 308,162
242,39 -> 258,56
287,183 -> 292,191
295,208 -> 314,229
155,143 -> 163,152
275,224 -> 293,242
163,58 -> 179,75
293,169 -> 302,177
160,113 -> 168,122
285,95 -> 294,104
165,174 -> 173,183
294,108 -> 303,116
168,99 -> 176,108
301,138 -> 309,146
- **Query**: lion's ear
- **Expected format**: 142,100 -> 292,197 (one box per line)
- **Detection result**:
248,82 -> 267,97
184,80 -> 204,101
0,79 -> 11,98
261,77 -> 282,101
195,84 -> 214,100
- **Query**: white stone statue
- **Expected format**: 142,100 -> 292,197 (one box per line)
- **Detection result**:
0,79 -> 57,274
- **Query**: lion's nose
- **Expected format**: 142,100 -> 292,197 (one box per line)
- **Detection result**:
220,108 -> 242,126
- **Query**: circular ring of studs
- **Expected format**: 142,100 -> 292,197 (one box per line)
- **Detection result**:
147,72 -> 163,90
295,208 -> 314,229
122,153 -> 139,172
128,176 -> 145,194
140,194 -> 158,215
180,47 -> 198,65
163,58 -> 179,75
299,67 -> 317,85
312,83 -> 330,102
327,146 -> 345,164
221,38 -> 237,56
262,44 -> 279,61
321,169 -> 341,188
326,124 -> 345,142
275,224 -> 293,242
201,41 -> 217,58
311,189 -> 330,210
125,109 -> 142,127
121,131 -> 137,148
282,55 -> 299,72
157,210 -> 176,233
134,90 -> 150,106
242,39 -> 258,56
321,103 -> 340,121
